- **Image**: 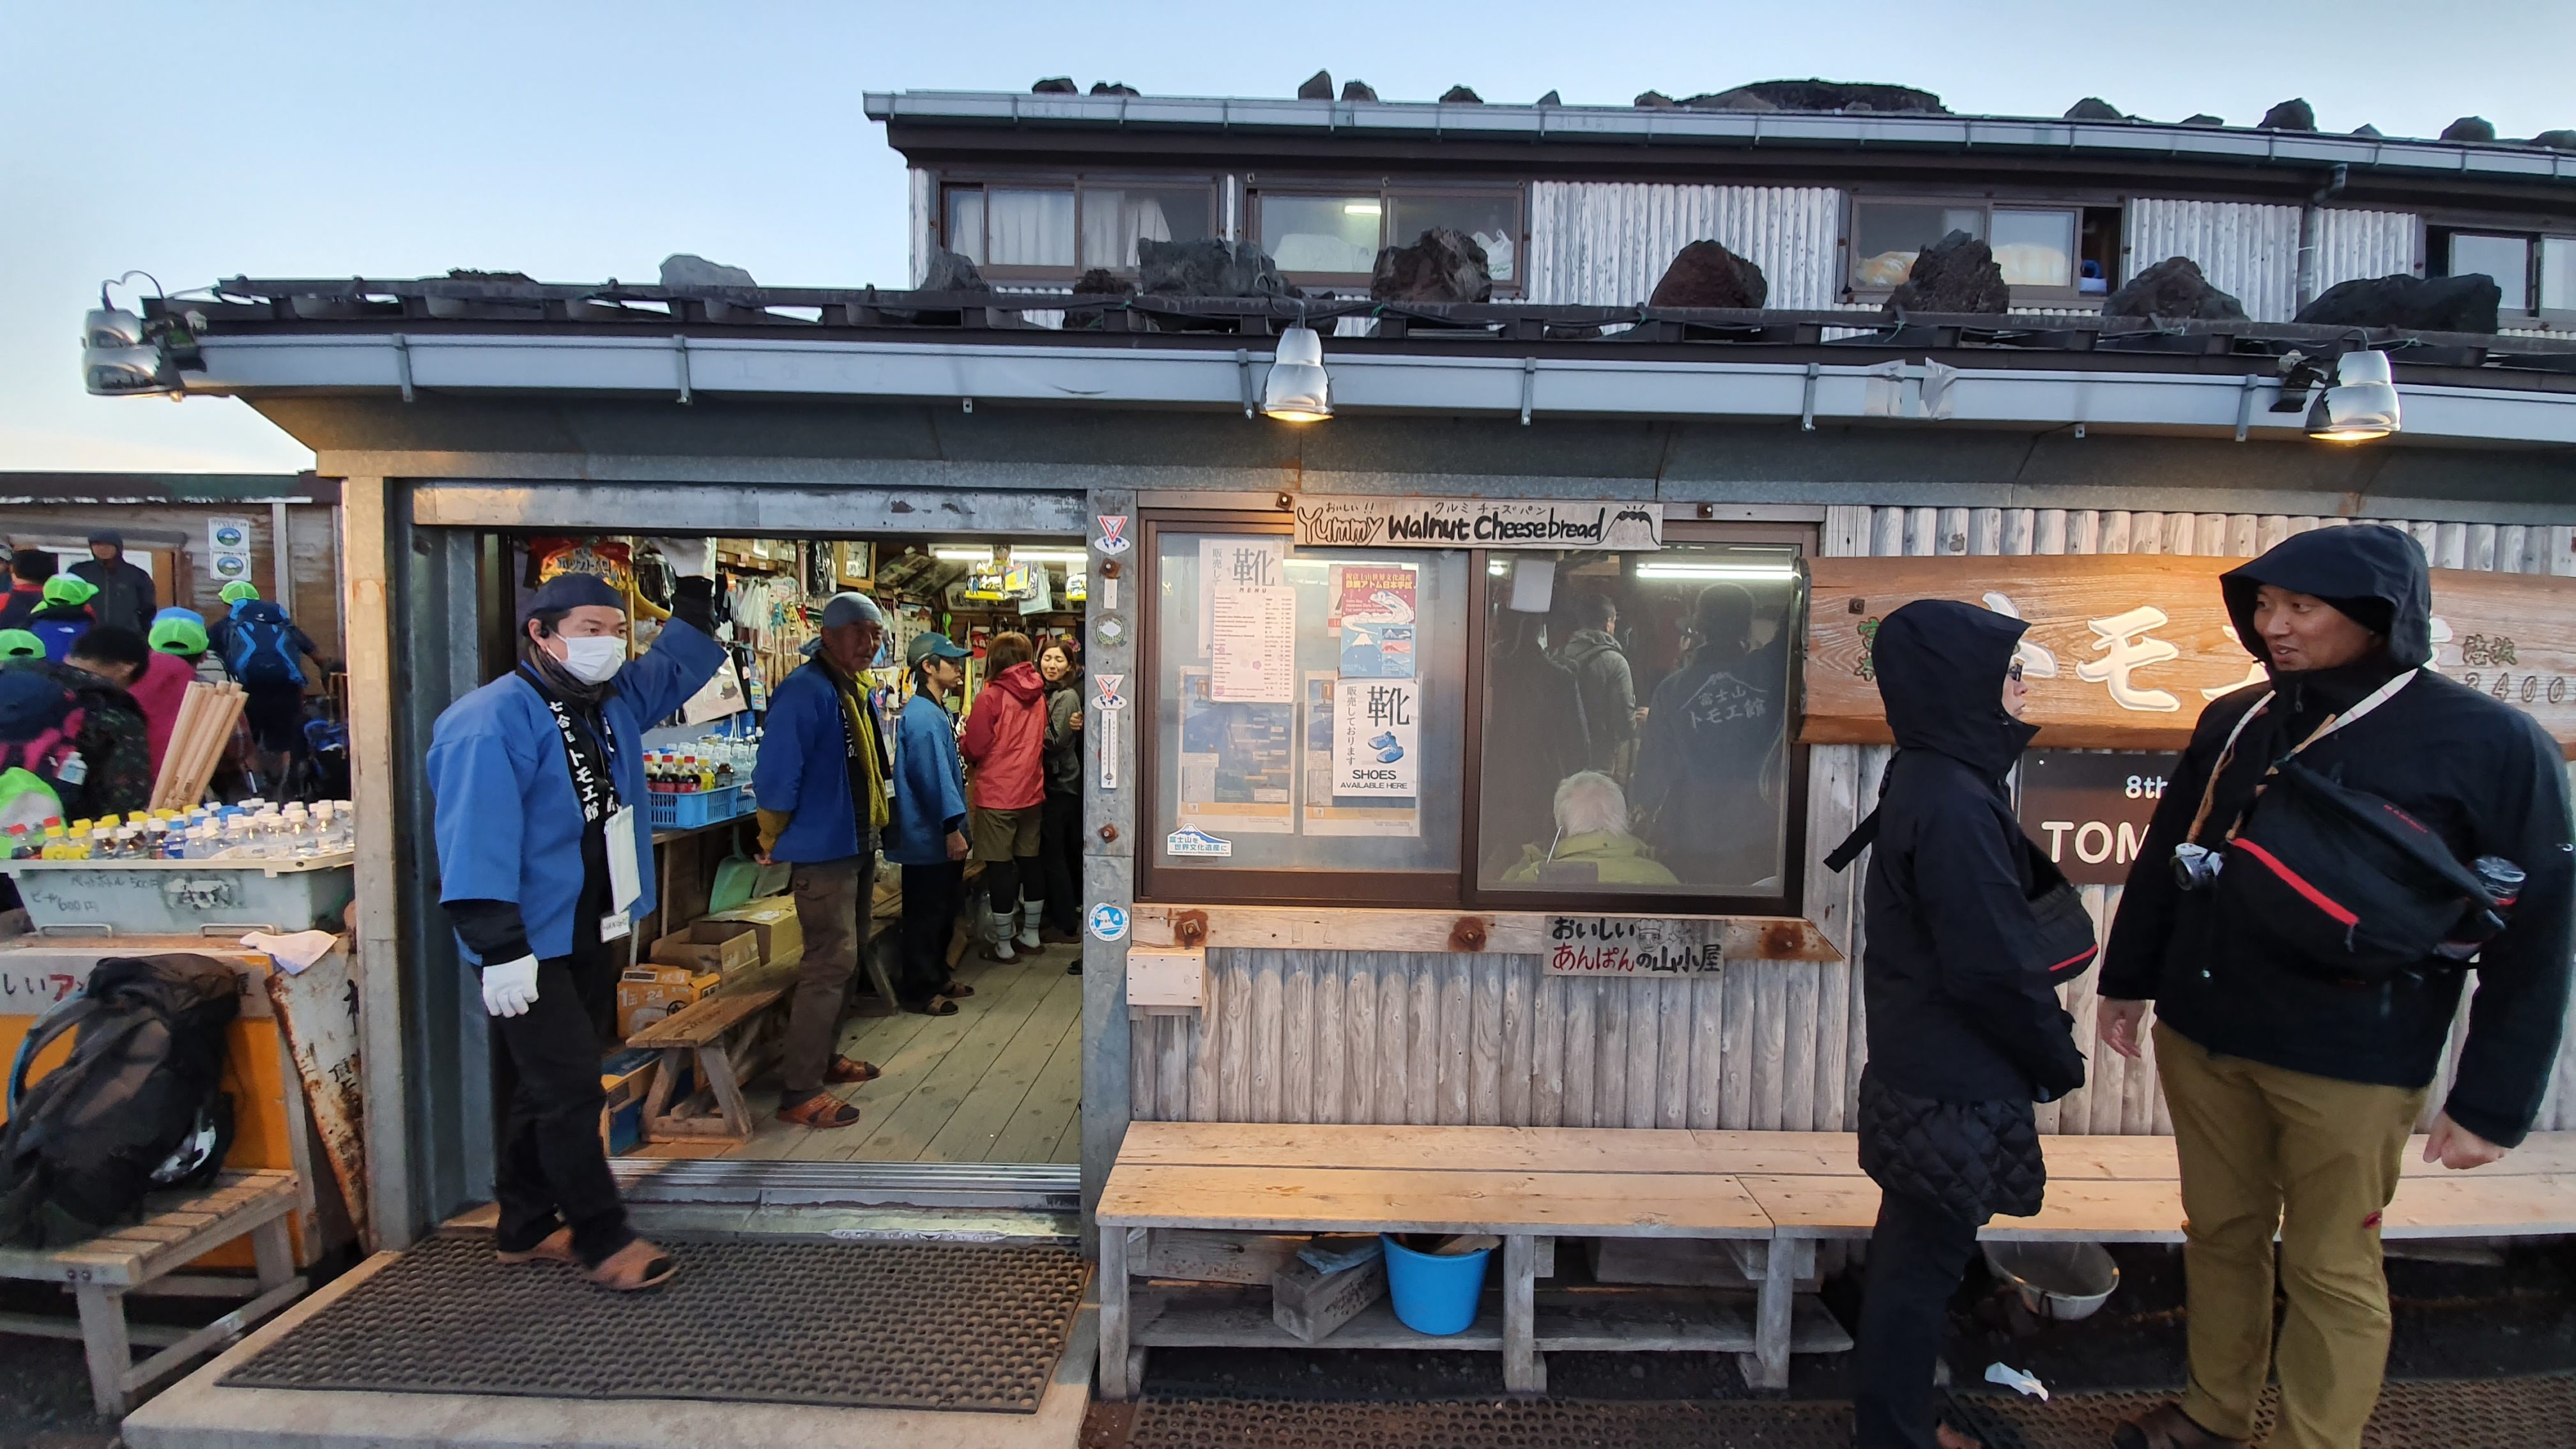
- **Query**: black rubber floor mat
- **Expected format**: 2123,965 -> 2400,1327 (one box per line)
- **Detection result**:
1107,1375 -> 2576,1448
224,1234 -> 1087,1412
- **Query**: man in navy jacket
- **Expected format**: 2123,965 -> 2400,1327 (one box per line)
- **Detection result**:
753,593 -> 893,1130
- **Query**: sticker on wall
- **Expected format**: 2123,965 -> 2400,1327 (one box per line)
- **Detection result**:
1094,615 -> 1126,646
1095,515 -> 1131,555
1087,902 -> 1130,942
1166,827 -> 1234,859
1093,673 -> 1126,711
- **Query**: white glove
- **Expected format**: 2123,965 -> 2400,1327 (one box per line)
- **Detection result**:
481,955 -> 541,1018
650,537 -> 714,580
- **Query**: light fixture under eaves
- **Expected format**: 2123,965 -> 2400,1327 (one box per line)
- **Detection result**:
1261,325 -> 1333,422
932,545 -> 1091,565
2306,349 -> 2401,443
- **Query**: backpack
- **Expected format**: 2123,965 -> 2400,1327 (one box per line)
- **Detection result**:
0,670 -> 86,831
0,955 -> 240,1246
224,606 -> 303,688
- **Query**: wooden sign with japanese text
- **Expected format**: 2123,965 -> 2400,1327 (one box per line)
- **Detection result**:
1544,916 -> 1726,976
1803,555 -> 2576,753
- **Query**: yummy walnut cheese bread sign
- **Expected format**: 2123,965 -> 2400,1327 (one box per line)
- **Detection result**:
1804,555 -> 2576,753
1292,496 -> 1662,551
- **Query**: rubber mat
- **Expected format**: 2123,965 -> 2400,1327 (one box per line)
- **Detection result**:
224,1234 -> 1088,1413
1108,1375 -> 2576,1448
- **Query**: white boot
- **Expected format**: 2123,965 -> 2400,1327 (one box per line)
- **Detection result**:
983,908 -> 1018,963
1018,900 -> 1045,951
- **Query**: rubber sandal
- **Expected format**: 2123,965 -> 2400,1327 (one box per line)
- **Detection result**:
587,1238 -> 679,1292
825,1056 -> 880,1084
2112,1404 -> 2246,1449
777,1092 -> 863,1129
903,997 -> 960,1016
940,982 -> 976,999
494,1227 -> 575,1266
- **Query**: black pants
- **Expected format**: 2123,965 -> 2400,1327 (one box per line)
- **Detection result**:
900,861 -> 965,1004
1853,1188 -> 1980,1448
1037,788 -> 1084,935
489,954 -> 632,1269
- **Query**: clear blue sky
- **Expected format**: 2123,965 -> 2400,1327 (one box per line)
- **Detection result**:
7,0 -> 2569,474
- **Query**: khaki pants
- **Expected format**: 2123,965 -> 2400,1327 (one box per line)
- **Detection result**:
2156,1022 -> 2426,1449
783,856 -> 870,1096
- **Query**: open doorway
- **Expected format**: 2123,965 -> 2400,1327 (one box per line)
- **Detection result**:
476,528 -> 1089,1169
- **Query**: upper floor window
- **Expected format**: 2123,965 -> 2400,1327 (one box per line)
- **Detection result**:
942,181 -> 1217,280
2426,226 -> 2576,316
1253,184 -> 1521,289
1850,198 -> 2119,302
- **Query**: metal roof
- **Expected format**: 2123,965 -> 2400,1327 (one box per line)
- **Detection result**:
862,90 -> 2576,187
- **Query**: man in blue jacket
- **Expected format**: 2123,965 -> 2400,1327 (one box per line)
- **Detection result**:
427,542 -> 724,1292
752,593 -> 893,1130
888,631 -> 972,1013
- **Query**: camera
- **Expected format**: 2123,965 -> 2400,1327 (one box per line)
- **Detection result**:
2171,842 -> 2223,891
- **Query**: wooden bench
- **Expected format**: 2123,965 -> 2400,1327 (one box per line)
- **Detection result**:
1098,1123 -> 2576,1401
629,987 -> 785,1144
0,1169 -> 304,1417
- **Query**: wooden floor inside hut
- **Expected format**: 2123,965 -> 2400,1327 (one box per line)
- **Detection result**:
630,942 -> 1085,1165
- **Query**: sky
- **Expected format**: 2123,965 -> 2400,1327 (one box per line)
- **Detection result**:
6,0 -> 2572,475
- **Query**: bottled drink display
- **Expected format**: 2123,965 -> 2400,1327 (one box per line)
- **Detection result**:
3,801 -> 358,862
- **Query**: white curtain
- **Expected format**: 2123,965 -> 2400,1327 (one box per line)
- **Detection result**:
987,189 -> 1076,268
1082,192 -> 1174,271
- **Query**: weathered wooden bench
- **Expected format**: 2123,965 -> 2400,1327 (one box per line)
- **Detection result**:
0,1169 -> 304,1416
629,987 -> 785,1144
1098,1123 -> 2576,1401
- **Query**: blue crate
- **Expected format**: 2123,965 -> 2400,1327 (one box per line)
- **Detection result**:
647,784 -> 742,831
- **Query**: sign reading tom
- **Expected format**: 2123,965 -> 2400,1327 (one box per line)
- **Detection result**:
1544,916 -> 1724,976
2016,750 -> 2184,887
1294,497 -> 1662,551
1805,555 -> 2576,753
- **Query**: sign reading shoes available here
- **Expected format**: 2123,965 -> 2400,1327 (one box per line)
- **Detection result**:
1804,555 -> 2576,752
1293,497 -> 1662,551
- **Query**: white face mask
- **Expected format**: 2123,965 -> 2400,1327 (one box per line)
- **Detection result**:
556,634 -> 627,685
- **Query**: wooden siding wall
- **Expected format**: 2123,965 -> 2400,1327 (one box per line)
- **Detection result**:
1128,507 -> 2576,1137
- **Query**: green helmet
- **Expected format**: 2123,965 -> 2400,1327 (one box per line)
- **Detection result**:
150,608 -> 210,656
40,575 -> 98,608
219,580 -> 260,604
0,629 -> 42,659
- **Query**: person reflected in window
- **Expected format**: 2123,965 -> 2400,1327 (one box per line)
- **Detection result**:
1499,770 -> 1677,887
1481,613 -> 1590,877
1630,584 -> 1785,887
1555,593 -> 1636,774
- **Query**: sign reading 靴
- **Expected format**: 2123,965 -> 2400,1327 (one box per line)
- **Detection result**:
1292,497 -> 1662,551
1804,554 -> 2576,753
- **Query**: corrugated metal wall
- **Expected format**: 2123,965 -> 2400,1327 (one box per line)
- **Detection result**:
1524,182 -> 1844,309
2125,199 -> 2304,321
2313,208 -> 2421,293
1131,507 -> 2576,1139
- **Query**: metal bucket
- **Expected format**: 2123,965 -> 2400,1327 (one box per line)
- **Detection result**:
1983,1239 -> 2119,1321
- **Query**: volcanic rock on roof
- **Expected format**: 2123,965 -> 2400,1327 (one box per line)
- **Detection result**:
1535,89 -> 1561,106
2441,116 -> 2497,142
2100,256 -> 2246,321
1299,70 -> 1333,100
2352,124 -> 2384,138
659,254 -> 754,289
1883,230 -> 2008,317
2064,97 -> 2125,121
919,249 -> 990,293
1441,85 -> 1482,104
1138,238 -> 1297,300
2258,97 -> 2316,131
1341,79 -> 1377,102
2297,273 -> 2501,334
2533,130 -> 2576,151
2181,112 -> 2225,126
1648,241 -> 1768,310
1372,229 -> 1493,303
1090,81 -> 1139,97
1682,79 -> 1947,114
1634,90 -> 1676,109
1032,77 -> 1077,95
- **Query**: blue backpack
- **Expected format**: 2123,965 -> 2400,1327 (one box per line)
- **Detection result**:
223,604 -> 304,688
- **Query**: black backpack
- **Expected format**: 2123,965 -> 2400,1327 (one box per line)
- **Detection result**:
0,954 -> 240,1246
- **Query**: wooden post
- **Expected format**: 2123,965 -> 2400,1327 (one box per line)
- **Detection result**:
1502,1232 -> 1544,1393
342,474 -> 413,1250
73,1284 -> 131,1418
1098,1224 -> 1134,1400
1747,1236 -> 1796,1391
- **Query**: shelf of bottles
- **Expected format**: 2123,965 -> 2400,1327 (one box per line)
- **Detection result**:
5,798 -> 356,866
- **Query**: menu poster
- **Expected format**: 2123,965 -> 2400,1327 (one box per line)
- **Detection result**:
1301,672 -> 1420,836
1211,586 -> 1297,702
1333,677 -> 1420,797
1176,668 -> 1296,834
1198,536 -> 1287,655
1336,564 -> 1418,678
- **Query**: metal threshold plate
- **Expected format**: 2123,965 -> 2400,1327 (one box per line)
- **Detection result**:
224,1235 -> 1087,1413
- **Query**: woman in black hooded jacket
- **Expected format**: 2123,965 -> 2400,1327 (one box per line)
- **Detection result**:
1849,599 -> 2087,1449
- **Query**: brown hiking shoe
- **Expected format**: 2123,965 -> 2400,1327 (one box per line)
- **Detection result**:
2112,1403 -> 2245,1449
587,1238 -> 679,1292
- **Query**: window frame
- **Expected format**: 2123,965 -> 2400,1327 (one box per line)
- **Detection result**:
1843,194 -> 2108,305
2427,225 -> 2546,316
935,172 -> 1223,282
1133,509 -> 1813,917
1247,181 -> 1526,293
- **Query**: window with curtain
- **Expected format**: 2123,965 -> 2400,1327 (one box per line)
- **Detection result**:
942,181 -> 1219,279
1078,187 -> 1216,272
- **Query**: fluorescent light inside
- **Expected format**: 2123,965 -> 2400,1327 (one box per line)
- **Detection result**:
931,545 -> 1091,565
1343,201 -> 1383,216
1634,563 -> 1802,581
1489,559 -> 1510,576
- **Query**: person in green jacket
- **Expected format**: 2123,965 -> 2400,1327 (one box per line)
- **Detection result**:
1499,770 -> 1678,886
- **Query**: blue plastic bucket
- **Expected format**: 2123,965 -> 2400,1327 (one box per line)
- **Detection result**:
1380,1234 -> 1493,1335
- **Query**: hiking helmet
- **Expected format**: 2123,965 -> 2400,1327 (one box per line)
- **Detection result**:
148,608 -> 210,656
219,580 -> 259,604
40,575 -> 98,608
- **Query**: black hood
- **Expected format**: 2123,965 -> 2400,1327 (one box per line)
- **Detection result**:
1873,598 -> 2037,778
2220,524 -> 2432,671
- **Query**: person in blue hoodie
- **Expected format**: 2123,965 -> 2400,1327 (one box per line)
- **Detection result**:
752,593 -> 893,1130
426,542 -> 723,1292
887,631 -> 973,1014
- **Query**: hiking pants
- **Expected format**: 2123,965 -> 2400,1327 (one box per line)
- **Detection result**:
489,954 -> 631,1269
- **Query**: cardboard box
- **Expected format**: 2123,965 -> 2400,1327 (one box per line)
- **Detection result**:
702,895 -> 803,968
617,964 -> 719,1039
650,922 -> 760,979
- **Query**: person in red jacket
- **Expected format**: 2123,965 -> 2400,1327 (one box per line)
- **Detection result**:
960,631 -> 1048,962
